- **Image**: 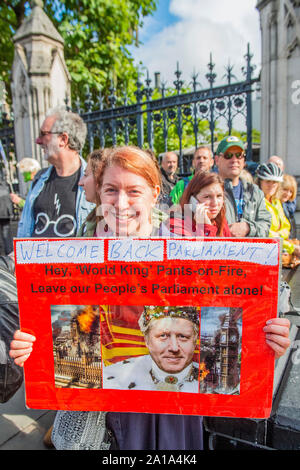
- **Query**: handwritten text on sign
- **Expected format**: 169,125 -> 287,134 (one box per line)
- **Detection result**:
16,238 -> 279,266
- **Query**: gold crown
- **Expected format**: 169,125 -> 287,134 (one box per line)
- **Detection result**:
142,306 -> 200,328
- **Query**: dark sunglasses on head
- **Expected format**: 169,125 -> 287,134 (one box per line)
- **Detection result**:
222,152 -> 245,160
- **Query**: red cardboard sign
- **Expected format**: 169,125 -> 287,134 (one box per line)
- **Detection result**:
14,237 -> 280,418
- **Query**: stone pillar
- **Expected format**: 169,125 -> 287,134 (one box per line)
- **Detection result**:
11,0 -> 71,195
257,0 -> 300,176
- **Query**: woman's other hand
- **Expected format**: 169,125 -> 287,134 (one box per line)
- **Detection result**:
9,330 -> 36,367
263,317 -> 290,359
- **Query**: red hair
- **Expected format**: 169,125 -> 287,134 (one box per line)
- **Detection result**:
95,146 -> 161,194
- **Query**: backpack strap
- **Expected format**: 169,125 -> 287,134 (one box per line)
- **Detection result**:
183,176 -> 190,189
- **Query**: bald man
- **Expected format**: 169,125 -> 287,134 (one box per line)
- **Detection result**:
160,152 -> 179,197
170,146 -> 213,205
268,155 -> 284,172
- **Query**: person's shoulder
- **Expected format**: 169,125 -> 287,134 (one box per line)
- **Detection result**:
173,178 -> 185,190
103,355 -> 150,377
272,198 -> 285,211
31,167 -> 51,188
241,178 -> 263,197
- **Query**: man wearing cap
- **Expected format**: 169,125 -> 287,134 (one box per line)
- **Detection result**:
103,306 -> 202,393
170,146 -> 214,205
215,136 -> 271,237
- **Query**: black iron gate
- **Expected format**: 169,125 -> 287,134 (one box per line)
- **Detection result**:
70,44 -> 259,175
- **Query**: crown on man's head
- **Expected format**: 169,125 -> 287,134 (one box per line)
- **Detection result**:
141,305 -> 200,329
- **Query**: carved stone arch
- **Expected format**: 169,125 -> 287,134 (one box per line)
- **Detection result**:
268,7 -> 278,59
12,61 -> 30,119
283,0 -> 300,55
285,11 -> 296,43
287,36 -> 300,56
284,0 -> 300,32
268,9 -> 278,28
289,0 -> 300,19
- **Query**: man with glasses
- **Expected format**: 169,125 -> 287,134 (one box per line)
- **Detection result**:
17,107 -> 94,238
215,136 -> 271,237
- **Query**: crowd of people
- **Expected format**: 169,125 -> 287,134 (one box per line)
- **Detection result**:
1,107 -> 293,450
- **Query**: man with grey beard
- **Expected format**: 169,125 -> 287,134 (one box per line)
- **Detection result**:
160,151 -> 179,197
17,107 -> 94,238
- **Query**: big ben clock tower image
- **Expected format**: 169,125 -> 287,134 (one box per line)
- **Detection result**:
218,307 -> 242,393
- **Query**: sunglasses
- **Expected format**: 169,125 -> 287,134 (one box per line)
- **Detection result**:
222,152 -> 245,160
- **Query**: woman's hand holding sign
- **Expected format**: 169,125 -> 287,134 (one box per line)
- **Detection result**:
263,317 -> 290,359
9,330 -> 36,367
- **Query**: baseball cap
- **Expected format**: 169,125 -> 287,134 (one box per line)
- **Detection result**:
216,136 -> 245,155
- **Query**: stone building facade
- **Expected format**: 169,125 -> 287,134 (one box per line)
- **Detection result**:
257,0 -> 300,176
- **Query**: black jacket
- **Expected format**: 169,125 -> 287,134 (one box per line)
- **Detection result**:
0,255 -> 23,402
0,180 -> 13,220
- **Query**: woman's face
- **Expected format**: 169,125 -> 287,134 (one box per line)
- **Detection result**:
260,180 -> 279,200
280,187 -> 293,203
99,164 -> 159,236
195,183 -> 224,220
78,161 -> 97,203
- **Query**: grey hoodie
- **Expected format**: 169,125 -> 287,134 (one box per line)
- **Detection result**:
224,178 -> 271,237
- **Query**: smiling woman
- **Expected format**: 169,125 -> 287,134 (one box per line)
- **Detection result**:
95,146 -> 161,237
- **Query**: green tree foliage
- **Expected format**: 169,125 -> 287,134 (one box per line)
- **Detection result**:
0,0 -> 157,101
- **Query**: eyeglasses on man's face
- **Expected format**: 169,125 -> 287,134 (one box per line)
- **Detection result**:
38,130 -> 63,139
222,152 -> 245,160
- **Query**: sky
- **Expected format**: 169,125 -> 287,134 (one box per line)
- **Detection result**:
132,0 -> 261,89
200,307 -> 243,337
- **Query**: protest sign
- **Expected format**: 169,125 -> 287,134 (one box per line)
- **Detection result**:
14,237 -> 280,417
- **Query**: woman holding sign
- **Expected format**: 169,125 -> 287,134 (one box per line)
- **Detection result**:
10,146 -> 290,450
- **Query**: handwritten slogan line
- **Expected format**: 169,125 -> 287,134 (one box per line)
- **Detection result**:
167,240 -> 279,266
16,240 -> 105,264
15,239 -> 279,266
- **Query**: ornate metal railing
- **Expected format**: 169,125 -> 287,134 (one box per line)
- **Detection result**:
0,112 -> 16,187
70,44 -> 259,175
0,113 -> 15,162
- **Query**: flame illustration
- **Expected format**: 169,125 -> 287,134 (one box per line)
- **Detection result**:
199,362 -> 210,382
76,306 -> 98,333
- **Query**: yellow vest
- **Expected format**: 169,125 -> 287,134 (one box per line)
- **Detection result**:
265,198 -> 294,254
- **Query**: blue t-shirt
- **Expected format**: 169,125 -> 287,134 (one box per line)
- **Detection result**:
232,180 -> 244,221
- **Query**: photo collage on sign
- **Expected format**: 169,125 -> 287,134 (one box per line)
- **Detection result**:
51,305 -> 242,394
